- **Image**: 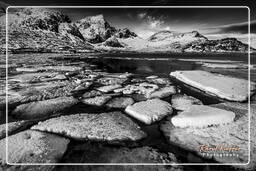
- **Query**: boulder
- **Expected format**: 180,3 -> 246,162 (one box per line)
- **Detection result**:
31,112 -> 146,142
202,63 -> 248,69
114,83 -> 159,98
146,76 -> 172,85
6,81 -> 79,108
0,130 -> 69,164
96,77 -> 127,85
0,120 -> 36,139
171,94 -> 203,111
125,99 -> 173,124
170,70 -> 255,102
148,86 -> 176,99
9,72 -> 58,83
11,96 -> 78,119
81,95 -> 111,106
171,105 -> 235,128
105,97 -> 134,109
160,103 -> 256,169
39,65 -> 82,72
96,84 -> 122,93
16,67 -> 41,72
82,90 -> 102,98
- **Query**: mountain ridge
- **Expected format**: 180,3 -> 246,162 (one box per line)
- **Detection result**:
0,8 -> 253,53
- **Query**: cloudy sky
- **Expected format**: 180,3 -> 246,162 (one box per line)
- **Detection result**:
55,8 -> 252,39
2,0 -> 256,47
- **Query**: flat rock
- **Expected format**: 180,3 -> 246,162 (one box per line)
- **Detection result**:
71,82 -> 92,92
0,130 -> 69,164
82,90 -> 102,98
39,65 -> 82,72
148,86 -> 176,99
146,75 -> 159,79
9,72 -> 58,83
81,95 -> 111,106
171,94 -> 203,111
147,77 -> 172,85
170,70 -> 255,101
171,105 -> 235,128
0,120 -> 35,139
114,83 -> 159,98
105,97 -> 135,109
202,63 -> 248,69
96,84 -> 122,93
125,99 -> 173,124
31,112 -> 146,142
11,96 -> 78,119
96,77 -> 127,85
16,67 -> 41,72
6,81 -> 79,108
160,103 -> 256,169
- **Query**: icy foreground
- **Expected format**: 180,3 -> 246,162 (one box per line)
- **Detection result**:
170,70 -> 255,102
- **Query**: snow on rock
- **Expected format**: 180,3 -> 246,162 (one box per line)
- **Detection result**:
201,62 -> 249,69
171,94 -> 203,111
149,30 -> 207,43
125,99 -> 173,124
75,14 -> 117,43
58,22 -> 85,41
160,103 -> 256,169
170,70 -> 255,102
115,28 -> 137,39
102,36 -> 124,48
171,105 -> 235,128
184,38 -> 250,52
97,84 -> 122,93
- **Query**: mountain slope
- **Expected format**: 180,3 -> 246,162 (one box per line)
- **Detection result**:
74,15 -> 137,44
0,8 -> 93,53
184,38 -> 250,52
149,30 -> 207,43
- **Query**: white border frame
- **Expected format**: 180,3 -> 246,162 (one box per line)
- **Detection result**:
5,6 -> 251,166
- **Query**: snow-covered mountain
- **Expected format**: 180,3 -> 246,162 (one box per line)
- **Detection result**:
0,8 -> 93,53
0,8 -> 253,53
183,38 -> 250,52
148,30 -> 207,42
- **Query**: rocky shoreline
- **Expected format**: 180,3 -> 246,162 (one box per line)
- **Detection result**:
0,53 -> 255,171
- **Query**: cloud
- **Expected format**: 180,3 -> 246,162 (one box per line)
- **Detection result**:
164,26 -> 171,31
137,12 -> 169,31
204,20 -> 256,34
137,12 -> 147,19
136,11 -> 171,38
146,15 -> 164,29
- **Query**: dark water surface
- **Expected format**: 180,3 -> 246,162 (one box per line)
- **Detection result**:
54,52 -> 255,80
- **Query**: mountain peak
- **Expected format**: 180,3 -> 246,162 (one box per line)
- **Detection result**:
77,14 -> 106,26
6,8 -> 71,33
148,30 -> 207,42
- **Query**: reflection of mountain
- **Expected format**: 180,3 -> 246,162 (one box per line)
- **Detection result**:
0,8 -> 253,53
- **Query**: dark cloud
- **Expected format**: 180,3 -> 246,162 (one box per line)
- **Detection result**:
0,1 -> 10,15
